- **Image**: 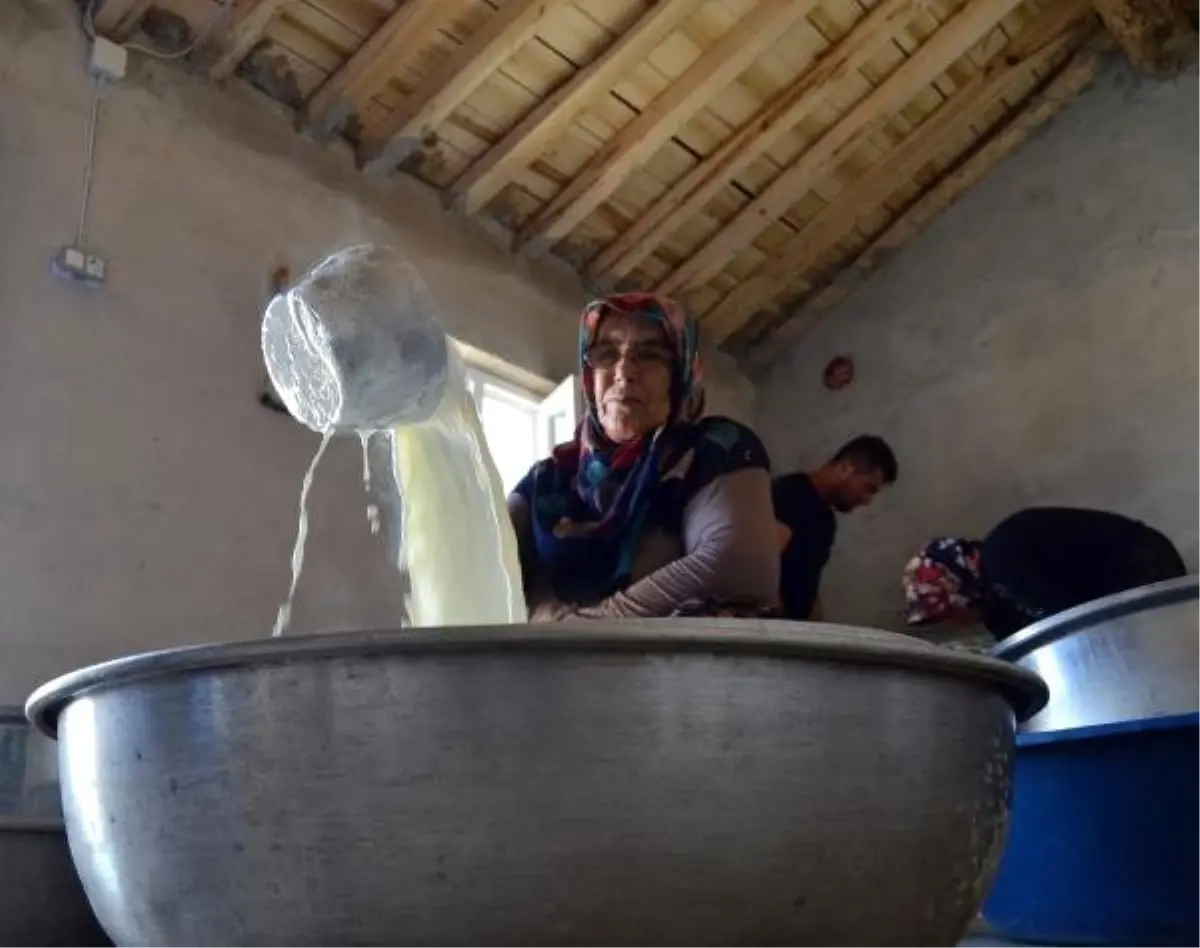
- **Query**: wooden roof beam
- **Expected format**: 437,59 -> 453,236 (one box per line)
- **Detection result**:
299,0 -> 466,138
1091,0 -> 1195,74
360,0 -> 568,173
589,0 -> 930,282
446,0 -> 699,217
655,0 -> 1029,298
206,0 -> 292,82
514,0 -> 819,252
739,35 -> 1110,369
91,0 -> 151,41
703,1 -> 1095,343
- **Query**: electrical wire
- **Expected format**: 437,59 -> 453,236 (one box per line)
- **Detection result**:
70,0 -> 231,254
82,0 -> 232,61
76,75 -> 105,247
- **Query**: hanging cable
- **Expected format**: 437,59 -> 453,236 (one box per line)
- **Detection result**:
70,0 -> 232,258
77,76 -> 105,247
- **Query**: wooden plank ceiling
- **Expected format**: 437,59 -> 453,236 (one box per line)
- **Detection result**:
93,0 -> 1195,360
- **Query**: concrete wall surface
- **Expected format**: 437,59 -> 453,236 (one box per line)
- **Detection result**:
0,0 -> 755,702
756,61 -> 1199,631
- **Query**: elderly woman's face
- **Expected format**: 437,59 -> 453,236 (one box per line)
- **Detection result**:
588,311 -> 674,442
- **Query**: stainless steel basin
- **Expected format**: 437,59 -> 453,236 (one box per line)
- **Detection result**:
990,575 -> 1198,733
27,621 -> 1046,946
0,710 -> 108,946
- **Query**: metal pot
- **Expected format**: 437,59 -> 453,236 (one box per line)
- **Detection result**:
0,819 -> 111,946
990,575 -> 1198,733
27,621 -> 1046,946
984,712 -> 1199,945
2,707 -> 60,819
0,710 -> 108,946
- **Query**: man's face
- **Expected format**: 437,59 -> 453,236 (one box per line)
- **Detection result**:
828,464 -> 887,513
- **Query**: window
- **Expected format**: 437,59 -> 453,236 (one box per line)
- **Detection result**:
535,376 -> 578,457
465,368 -> 578,494
466,370 -> 538,493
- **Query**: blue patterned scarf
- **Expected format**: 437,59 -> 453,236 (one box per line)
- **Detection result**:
514,293 -> 707,602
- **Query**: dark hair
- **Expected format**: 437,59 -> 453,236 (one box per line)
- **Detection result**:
831,435 -> 898,483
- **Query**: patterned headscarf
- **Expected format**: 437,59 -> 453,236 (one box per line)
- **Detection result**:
572,292 -> 704,505
903,537 -> 985,625
514,292 -> 709,600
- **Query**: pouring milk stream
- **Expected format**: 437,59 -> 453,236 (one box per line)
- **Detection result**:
261,245 -> 526,633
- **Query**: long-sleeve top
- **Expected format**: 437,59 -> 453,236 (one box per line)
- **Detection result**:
508,467 -> 780,620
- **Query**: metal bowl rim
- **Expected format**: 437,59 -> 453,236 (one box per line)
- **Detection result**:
0,816 -> 66,835
989,574 -> 1198,662
26,620 -> 1047,737
0,705 -> 28,725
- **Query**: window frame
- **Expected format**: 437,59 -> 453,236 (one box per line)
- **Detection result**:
464,365 -> 543,494
464,366 -> 542,415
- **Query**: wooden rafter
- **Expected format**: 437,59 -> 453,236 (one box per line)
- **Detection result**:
206,0 -> 291,82
703,1 -> 1096,344
1091,0 -> 1195,73
91,0 -> 151,41
514,0 -> 819,251
589,0 -> 930,282
446,0 -> 698,216
655,0 -> 1028,298
156,0 -> 1128,378
299,0 -> 468,137
360,0 -> 568,173
739,35 -> 1110,368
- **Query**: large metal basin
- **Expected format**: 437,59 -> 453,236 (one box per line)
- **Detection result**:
27,621 -> 1046,946
0,710 -> 108,946
990,575 -> 1198,733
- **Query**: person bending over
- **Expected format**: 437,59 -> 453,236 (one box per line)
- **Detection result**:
903,506 -> 1188,641
773,436 -> 898,620
508,292 -> 779,621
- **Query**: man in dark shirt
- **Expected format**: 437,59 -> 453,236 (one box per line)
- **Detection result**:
903,507 -> 1188,640
773,435 -> 899,620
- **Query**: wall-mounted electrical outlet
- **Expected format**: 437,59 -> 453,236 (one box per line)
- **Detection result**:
51,246 -> 107,285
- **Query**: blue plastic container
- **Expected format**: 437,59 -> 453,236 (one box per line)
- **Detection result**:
984,712 -> 1199,946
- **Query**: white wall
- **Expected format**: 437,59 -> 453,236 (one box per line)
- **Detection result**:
755,61 -> 1199,631
0,0 -> 757,703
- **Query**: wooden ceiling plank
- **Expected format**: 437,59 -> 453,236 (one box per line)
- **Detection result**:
589,0 -> 930,282
92,0 -> 152,40
359,0 -> 571,172
299,0 -> 467,137
703,1 -> 1095,343
655,0 -> 1031,298
447,0 -> 699,216
208,0 -> 294,81
1091,0 -> 1195,74
741,32 -> 1109,367
513,0 -> 820,251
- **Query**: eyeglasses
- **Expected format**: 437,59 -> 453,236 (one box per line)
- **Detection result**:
584,341 -> 674,370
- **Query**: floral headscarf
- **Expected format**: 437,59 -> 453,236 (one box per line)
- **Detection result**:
903,537 -> 985,625
513,293 -> 761,604
571,292 -> 704,512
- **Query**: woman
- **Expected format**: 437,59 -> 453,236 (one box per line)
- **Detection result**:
508,292 -> 779,620
903,506 -> 1188,641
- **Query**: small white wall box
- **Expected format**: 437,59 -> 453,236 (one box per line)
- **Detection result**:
90,36 -> 128,81
52,246 -> 107,285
